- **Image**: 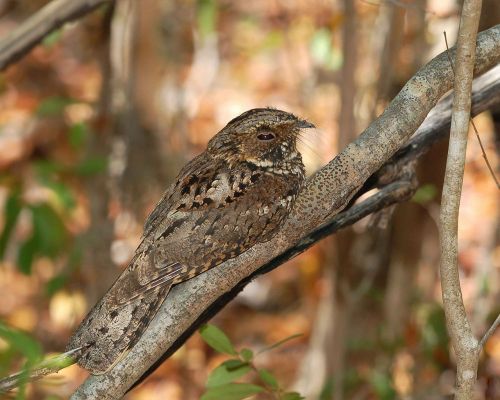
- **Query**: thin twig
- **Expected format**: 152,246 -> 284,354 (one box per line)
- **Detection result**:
0,347 -> 83,393
479,313 -> 500,348
444,31 -> 500,189
470,119 -> 500,188
444,32 -> 456,74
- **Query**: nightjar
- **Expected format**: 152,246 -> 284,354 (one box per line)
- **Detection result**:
67,108 -> 314,374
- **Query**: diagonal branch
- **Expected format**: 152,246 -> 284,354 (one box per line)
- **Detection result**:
0,0 -> 113,71
70,25 -> 500,399
363,63 -> 500,194
479,313 -> 500,348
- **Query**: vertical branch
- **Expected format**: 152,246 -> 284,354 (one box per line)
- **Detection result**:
338,0 -> 357,147
325,2 -> 359,399
372,3 -> 405,115
439,1 -> 482,399
82,6 -> 117,303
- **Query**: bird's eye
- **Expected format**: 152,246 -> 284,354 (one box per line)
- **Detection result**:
257,132 -> 275,141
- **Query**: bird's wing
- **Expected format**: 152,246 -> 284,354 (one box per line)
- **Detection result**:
109,154 -> 269,307
68,154 -> 290,374
66,154 -> 233,374
142,152 -> 233,236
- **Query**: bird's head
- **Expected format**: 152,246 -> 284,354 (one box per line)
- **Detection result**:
207,108 -> 315,170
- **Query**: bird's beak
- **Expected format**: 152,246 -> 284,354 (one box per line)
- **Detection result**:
296,119 -> 315,129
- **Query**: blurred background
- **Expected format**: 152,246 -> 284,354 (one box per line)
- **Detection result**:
0,0 -> 499,399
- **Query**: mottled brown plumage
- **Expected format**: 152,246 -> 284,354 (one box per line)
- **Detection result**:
67,108 -> 314,374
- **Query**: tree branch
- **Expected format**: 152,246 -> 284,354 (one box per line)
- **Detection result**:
364,63 -> 500,193
439,1 -> 483,399
0,0 -> 113,71
70,25 -> 500,399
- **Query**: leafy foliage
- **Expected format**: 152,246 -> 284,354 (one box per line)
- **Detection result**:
206,360 -> 251,388
0,322 -> 43,399
201,383 -> 264,400
200,324 -> 304,400
412,184 -> 437,204
197,0 -> 217,39
0,323 -> 42,365
309,28 -> 342,71
369,370 -> 396,400
0,190 -> 22,259
35,96 -> 75,117
0,107 -> 102,285
199,324 -> 238,356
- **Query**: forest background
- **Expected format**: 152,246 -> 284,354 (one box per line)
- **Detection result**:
0,0 -> 499,399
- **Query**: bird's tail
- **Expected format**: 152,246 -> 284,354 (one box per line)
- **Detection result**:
66,283 -> 172,375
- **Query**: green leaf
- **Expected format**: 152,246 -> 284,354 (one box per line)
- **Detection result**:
0,347 -> 15,376
258,333 -> 302,354
68,122 -> 89,149
44,180 -> 76,209
45,275 -> 67,296
0,190 -> 22,259
42,30 -> 62,47
319,378 -> 333,400
66,241 -> 83,270
73,157 -> 107,176
0,322 -> 44,400
34,160 -> 65,178
18,203 -> 68,273
309,29 -> 342,70
36,96 -> 74,117
422,305 -> 448,354
370,370 -> 396,400
224,359 -> 247,369
310,29 -> 330,62
199,324 -> 237,355
197,0 -> 217,38
282,392 -> 305,400
258,368 -> 278,390
412,184 -> 437,204
206,360 -> 251,388
239,348 -> 253,362
201,383 -> 264,400
0,322 -> 42,364
17,236 -> 37,274
38,351 -> 77,370
44,242 -> 81,296
30,203 -> 67,258
261,30 -> 284,51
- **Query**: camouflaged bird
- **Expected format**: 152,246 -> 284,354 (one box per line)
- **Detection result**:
67,108 -> 314,374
